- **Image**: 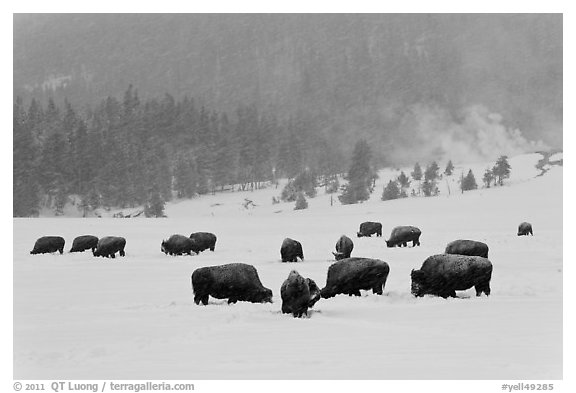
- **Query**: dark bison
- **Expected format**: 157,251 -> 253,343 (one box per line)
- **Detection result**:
30,236 -> 65,255
162,234 -> 196,256
320,257 -> 390,298
332,235 -> 354,260
69,235 -> 99,253
281,271 -> 321,317
357,221 -> 382,237
386,226 -> 421,247
281,238 -> 304,262
189,232 -> 217,252
191,263 -> 273,305
93,236 -> 126,258
518,222 -> 533,236
445,239 -> 489,258
411,254 -> 493,298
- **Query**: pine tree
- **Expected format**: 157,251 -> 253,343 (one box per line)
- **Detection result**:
422,180 -> 439,197
338,140 -> 375,205
411,163 -> 423,181
382,180 -> 401,201
493,156 -> 511,186
397,171 -> 411,189
13,97 -> 40,216
144,191 -> 166,217
444,160 -> 454,176
294,192 -> 308,210
483,168 -> 495,188
425,161 -> 440,182
461,169 -> 478,191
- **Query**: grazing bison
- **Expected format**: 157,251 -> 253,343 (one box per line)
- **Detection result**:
411,254 -> 493,298
162,234 -> 196,256
332,235 -> 354,260
93,236 -> 126,258
281,238 -> 304,262
191,263 -> 273,305
189,232 -> 217,252
281,271 -> 321,317
357,221 -> 382,237
320,258 -> 390,298
518,222 -> 533,236
70,235 -> 99,253
386,226 -> 421,247
30,236 -> 65,255
445,239 -> 489,258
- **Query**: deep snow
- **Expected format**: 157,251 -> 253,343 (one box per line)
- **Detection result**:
13,154 -> 562,379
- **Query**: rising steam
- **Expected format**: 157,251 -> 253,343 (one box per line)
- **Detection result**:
389,104 -> 548,164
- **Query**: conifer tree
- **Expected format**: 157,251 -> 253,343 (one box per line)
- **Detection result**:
144,191 -> 166,217
339,140 -> 376,205
294,192 -> 308,210
444,160 -> 454,176
483,168 -> 495,188
493,156 -> 511,186
382,180 -> 401,201
461,169 -> 478,191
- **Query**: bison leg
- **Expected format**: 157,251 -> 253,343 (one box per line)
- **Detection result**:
228,298 -> 237,304
210,246 -> 215,251
377,230 -> 382,237
372,284 -> 383,295
59,247 -> 64,254
109,253 -> 115,259
119,250 -> 125,257
194,294 -> 203,305
475,282 -> 491,296
352,290 -> 361,297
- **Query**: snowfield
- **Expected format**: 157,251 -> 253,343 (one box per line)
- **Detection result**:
13,154 -> 562,379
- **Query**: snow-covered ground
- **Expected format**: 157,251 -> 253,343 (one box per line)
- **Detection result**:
13,153 -> 562,379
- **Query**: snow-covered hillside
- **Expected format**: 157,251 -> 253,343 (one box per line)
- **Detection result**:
13,153 -> 563,379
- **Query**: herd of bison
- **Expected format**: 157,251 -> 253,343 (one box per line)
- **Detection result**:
28,221 -> 534,318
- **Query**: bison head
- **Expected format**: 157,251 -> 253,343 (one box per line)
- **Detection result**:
410,269 -> 426,297
385,240 -> 393,248
161,240 -> 167,254
356,232 -> 363,238
254,288 -> 273,303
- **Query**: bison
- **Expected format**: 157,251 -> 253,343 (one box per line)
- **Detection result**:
281,238 -> 304,262
69,235 -> 99,253
411,254 -> 493,298
386,226 -> 421,247
93,236 -> 126,258
445,239 -> 489,258
332,235 -> 354,260
162,234 -> 196,256
30,236 -> 65,255
189,232 -> 217,252
320,257 -> 390,298
191,263 -> 273,305
518,222 -> 533,236
357,221 -> 382,237
281,271 -> 321,317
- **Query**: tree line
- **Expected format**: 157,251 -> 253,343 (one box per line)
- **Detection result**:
13,86 -> 346,217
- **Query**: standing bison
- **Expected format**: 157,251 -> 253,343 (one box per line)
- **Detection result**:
70,235 -> 99,253
320,258 -> 390,298
30,236 -> 65,255
191,263 -> 273,305
189,232 -> 217,252
386,226 -> 421,247
332,235 -> 354,260
93,236 -> 126,258
357,221 -> 382,237
445,239 -> 489,258
518,222 -> 533,236
281,238 -> 304,262
281,271 -> 321,317
162,234 -> 196,256
411,254 -> 493,298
